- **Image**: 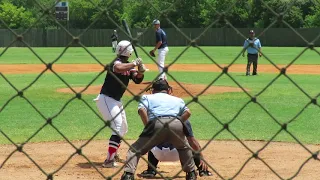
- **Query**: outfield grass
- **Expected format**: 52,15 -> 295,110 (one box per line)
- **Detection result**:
0,71 -> 319,145
0,46 -> 319,65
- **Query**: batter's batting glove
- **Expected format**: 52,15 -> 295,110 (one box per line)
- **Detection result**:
132,58 -> 143,66
149,50 -> 156,57
138,64 -> 146,73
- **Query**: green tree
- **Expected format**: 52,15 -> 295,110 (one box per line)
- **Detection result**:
67,0 -> 99,29
166,0 -> 204,28
123,0 -> 174,28
200,0 -> 249,28
90,0 -> 125,29
0,1 -> 36,29
254,0 -> 304,28
304,5 -> 320,27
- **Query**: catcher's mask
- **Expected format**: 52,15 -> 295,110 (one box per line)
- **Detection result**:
146,79 -> 173,94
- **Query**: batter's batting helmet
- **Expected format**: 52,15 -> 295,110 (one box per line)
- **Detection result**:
116,40 -> 133,57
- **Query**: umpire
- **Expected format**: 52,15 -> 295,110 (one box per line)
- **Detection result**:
242,30 -> 262,76
120,79 -> 197,180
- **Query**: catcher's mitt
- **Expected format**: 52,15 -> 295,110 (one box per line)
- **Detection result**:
149,50 -> 155,57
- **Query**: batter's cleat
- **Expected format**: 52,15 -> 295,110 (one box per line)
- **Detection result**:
246,72 -> 250,76
186,170 -> 197,180
199,170 -> 213,177
114,154 -> 126,163
252,73 -> 258,76
102,159 -> 118,168
140,169 -> 156,178
121,172 -> 135,180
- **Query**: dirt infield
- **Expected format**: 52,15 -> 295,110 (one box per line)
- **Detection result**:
0,140 -> 319,180
1,64 -> 320,74
1,64 -> 320,179
57,81 -> 245,97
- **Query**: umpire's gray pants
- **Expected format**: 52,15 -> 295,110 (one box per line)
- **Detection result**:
124,118 -> 195,173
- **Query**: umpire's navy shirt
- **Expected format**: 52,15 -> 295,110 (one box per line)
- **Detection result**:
155,28 -> 168,49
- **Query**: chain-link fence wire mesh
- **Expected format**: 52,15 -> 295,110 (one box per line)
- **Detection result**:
0,0 -> 320,179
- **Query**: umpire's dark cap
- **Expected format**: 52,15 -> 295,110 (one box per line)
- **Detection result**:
152,79 -> 169,91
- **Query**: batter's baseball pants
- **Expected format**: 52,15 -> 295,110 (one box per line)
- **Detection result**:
123,117 -> 195,174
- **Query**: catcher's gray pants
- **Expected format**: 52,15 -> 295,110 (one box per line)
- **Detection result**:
123,117 -> 195,174
246,53 -> 258,75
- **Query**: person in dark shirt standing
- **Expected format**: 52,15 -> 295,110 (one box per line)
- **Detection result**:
94,40 -> 146,168
111,29 -> 118,53
150,19 -> 169,80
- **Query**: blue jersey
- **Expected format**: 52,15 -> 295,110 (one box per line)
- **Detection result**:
155,28 -> 168,49
138,92 -> 188,120
243,38 -> 261,54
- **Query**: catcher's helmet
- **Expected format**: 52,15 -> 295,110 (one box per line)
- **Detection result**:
116,40 -> 133,57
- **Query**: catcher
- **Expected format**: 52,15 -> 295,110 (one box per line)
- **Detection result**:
120,79 -> 197,180
139,119 -> 213,178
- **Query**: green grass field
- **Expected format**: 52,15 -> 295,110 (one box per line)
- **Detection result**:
0,46 -> 319,65
0,47 -> 319,145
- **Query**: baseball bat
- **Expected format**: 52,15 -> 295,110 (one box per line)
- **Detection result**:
122,19 -> 139,58
122,19 -> 149,71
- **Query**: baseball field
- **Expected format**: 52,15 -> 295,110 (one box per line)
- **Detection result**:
0,46 -> 320,179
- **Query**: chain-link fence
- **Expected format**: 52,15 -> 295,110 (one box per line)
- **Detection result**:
0,0 -> 320,179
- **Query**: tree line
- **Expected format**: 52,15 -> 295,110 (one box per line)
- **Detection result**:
0,0 -> 319,29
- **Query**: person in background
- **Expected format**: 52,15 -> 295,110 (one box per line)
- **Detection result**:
111,29 -> 118,53
242,30 -> 262,76
150,19 -> 169,80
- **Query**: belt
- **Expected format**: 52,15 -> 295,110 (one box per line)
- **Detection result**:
248,53 -> 258,55
150,116 -> 177,121
157,115 -> 176,119
158,46 -> 168,50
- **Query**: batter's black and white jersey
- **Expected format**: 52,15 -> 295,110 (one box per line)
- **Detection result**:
100,58 -> 143,101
